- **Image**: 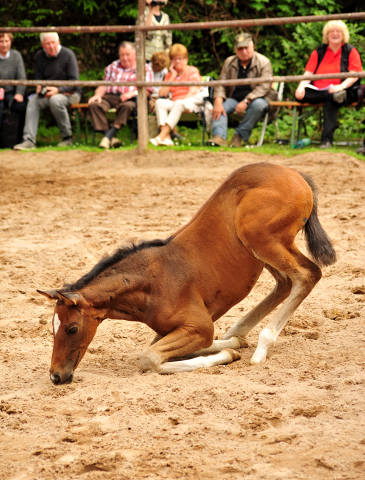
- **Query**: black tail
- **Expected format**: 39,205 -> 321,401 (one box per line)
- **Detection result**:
299,173 -> 337,267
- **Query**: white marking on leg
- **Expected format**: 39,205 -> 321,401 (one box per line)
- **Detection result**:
223,280 -> 290,340
250,282 -> 309,365
250,327 -> 276,365
190,337 -> 243,356
53,313 -> 60,335
156,349 -> 241,374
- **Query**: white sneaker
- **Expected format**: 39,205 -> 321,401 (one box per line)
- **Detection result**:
159,137 -> 174,146
99,137 -> 111,149
149,136 -> 161,146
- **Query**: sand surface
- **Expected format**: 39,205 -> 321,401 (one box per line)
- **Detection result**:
0,148 -> 364,479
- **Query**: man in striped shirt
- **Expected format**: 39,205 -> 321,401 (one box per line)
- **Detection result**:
88,41 -> 153,149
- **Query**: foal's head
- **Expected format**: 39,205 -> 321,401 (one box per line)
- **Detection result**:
38,238 -> 171,384
37,289 -> 102,385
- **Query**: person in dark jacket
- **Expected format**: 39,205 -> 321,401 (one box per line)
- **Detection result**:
295,20 -> 362,149
14,32 -> 81,150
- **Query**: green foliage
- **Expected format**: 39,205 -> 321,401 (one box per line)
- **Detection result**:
3,0 -> 365,78
2,1 -> 365,144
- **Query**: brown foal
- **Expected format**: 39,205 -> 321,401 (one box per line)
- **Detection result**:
38,163 -> 336,384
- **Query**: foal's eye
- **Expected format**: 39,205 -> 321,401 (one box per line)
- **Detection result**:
67,325 -> 79,334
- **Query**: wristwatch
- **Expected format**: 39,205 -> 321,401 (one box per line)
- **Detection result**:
243,98 -> 250,104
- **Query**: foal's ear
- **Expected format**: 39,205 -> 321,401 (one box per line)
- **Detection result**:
37,289 -> 60,300
56,291 -> 83,306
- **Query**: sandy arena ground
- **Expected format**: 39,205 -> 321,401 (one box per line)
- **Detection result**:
0,148 -> 364,480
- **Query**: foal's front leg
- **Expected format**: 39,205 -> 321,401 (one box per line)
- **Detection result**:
140,314 -> 241,374
183,336 -> 247,358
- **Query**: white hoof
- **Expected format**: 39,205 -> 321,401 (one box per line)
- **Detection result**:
250,351 -> 267,365
250,327 -> 275,365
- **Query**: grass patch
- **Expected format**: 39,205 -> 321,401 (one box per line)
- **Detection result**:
4,110 -> 365,161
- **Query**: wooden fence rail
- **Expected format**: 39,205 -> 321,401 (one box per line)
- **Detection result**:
1,7 -> 364,151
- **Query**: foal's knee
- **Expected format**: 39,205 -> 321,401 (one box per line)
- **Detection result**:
140,347 -> 162,373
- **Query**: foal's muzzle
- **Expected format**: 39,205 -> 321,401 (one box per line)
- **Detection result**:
50,371 -> 74,385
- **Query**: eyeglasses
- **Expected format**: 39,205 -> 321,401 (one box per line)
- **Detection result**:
172,56 -> 187,61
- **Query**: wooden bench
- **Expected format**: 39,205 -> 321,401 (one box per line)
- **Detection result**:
71,100 -> 360,147
70,103 -> 209,146
268,100 -> 358,145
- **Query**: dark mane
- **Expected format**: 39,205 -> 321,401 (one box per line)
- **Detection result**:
66,237 -> 172,292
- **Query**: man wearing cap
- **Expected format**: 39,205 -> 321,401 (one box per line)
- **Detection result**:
208,33 -> 277,147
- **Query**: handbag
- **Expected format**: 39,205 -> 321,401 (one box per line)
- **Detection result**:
0,99 -> 25,148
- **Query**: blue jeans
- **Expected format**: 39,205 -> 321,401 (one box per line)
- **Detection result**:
212,97 -> 269,142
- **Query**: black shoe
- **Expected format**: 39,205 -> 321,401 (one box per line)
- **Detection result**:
171,132 -> 184,141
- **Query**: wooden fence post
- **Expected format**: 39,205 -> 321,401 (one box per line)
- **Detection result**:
136,0 -> 148,153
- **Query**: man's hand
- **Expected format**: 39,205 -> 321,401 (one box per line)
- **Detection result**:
45,87 -> 59,98
235,101 -> 248,114
13,93 -> 24,103
120,91 -> 136,102
88,95 -> 103,104
212,98 -> 226,121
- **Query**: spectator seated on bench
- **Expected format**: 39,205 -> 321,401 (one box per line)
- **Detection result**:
295,20 -> 362,149
148,51 -> 170,114
13,32 -> 81,150
88,41 -> 153,149
149,43 -> 206,147
207,33 -> 278,148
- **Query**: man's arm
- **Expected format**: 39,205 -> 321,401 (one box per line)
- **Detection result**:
213,58 -> 230,101
88,86 -> 108,104
33,51 -> 47,95
212,58 -> 232,120
58,49 -> 79,94
245,55 -> 273,102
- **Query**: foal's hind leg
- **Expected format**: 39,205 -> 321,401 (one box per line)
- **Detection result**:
250,245 -> 321,364
222,266 -> 292,340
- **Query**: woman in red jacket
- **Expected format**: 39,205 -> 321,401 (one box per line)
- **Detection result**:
295,20 -> 362,149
